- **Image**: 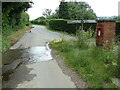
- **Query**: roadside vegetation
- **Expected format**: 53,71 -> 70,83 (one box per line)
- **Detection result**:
50,28 -> 119,88
2,26 -> 32,52
1,2 -> 33,52
30,1 -> 120,88
31,1 -> 120,37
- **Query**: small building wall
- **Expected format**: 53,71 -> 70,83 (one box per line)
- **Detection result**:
103,21 -> 116,43
96,20 -> 116,49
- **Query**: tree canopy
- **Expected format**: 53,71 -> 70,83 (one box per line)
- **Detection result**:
42,9 -> 52,18
58,1 -> 96,20
2,2 -> 33,31
45,1 -> 96,20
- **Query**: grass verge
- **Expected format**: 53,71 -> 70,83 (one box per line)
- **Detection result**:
51,39 -> 118,88
2,26 -> 32,52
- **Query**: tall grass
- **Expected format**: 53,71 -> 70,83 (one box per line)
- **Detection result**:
51,28 -> 118,88
1,26 -> 31,52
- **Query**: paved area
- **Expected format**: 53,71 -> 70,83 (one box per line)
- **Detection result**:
3,25 -> 76,88
10,25 -> 74,49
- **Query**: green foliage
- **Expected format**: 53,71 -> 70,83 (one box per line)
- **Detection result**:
117,16 -> 120,21
51,38 -> 118,88
2,11 -> 30,36
67,23 -> 97,34
67,2 -> 96,20
2,2 -> 32,35
48,19 -> 67,32
58,1 -> 96,20
116,22 -> 120,38
2,37 -> 11,52
47,12 -> 59,19
42,9 -> 52,18
2,2 -> 32,52
2,26 -> 31,52
48,19 -> 96,34
76,27 -> 89,48
31,17 -> 48,25
50,25 -> 118,88
58,2 -> 70,19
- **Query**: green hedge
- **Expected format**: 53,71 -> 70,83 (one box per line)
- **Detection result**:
67,23 -> 96,33
116,22 -> 120,36
48,19 -> 67,32
48,19 -> 96,34
48,19 -> 120,36
31,20 -> 47,25
32,19 -> 120,36
2,11 -> 30,36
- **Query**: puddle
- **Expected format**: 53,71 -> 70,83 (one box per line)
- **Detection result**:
2,46 -> 53,84
23,47 -> 53,63
3,46 -> 53,65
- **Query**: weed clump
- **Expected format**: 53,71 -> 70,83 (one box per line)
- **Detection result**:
51,27 -> 118,88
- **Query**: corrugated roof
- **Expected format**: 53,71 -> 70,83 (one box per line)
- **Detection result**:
67,20 -> 96,24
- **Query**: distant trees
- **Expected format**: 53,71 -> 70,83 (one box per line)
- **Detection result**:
58,1 -> 96,20
33,1 -> 96,21
42,9 -> 52,18
43,1 -> 96,20
47,9 -> 59,19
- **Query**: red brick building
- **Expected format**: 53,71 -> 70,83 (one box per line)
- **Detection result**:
96,20 -> 116,49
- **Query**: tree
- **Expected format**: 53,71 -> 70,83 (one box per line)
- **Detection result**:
47,8 -> 59,19
42,9 -> 52,18
2,2 -> 33,30
58,1 -> 70,19
57,1 -> 96,20
67,2 -> 96,20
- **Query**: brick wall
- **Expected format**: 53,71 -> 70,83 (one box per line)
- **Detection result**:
97,20 -> 116,49
103,21 -> 116,43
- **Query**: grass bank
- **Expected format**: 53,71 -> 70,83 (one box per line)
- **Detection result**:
51,38 -> 118,88
2,26 -> 32,52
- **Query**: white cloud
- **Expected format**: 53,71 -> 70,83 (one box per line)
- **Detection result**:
27,0 -> 120,20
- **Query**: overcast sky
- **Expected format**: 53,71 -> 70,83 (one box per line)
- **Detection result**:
26,0 -> 120,20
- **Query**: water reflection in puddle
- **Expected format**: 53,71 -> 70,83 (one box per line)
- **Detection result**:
3,46 -> 53,65
25,47 -> 53,62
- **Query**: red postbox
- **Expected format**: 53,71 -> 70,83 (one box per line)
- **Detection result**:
96,24 -> 103,46
96,20 -> 116,49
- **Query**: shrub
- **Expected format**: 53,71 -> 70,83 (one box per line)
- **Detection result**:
51,39 -> 118,88
116,22 -> 120,37
75,27 -> 89,48
48,19 -> 67,32
48,19 -> 96,34
66,23 -> 96,34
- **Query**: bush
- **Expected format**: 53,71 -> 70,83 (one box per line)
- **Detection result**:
48,19 -> 67,32
67,23 -> 96,34
2,11 -> 30,35
116,22 -> 120,36
48,19 -> 96,34
76,30 -> 88,48
31,19 -> 48,25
